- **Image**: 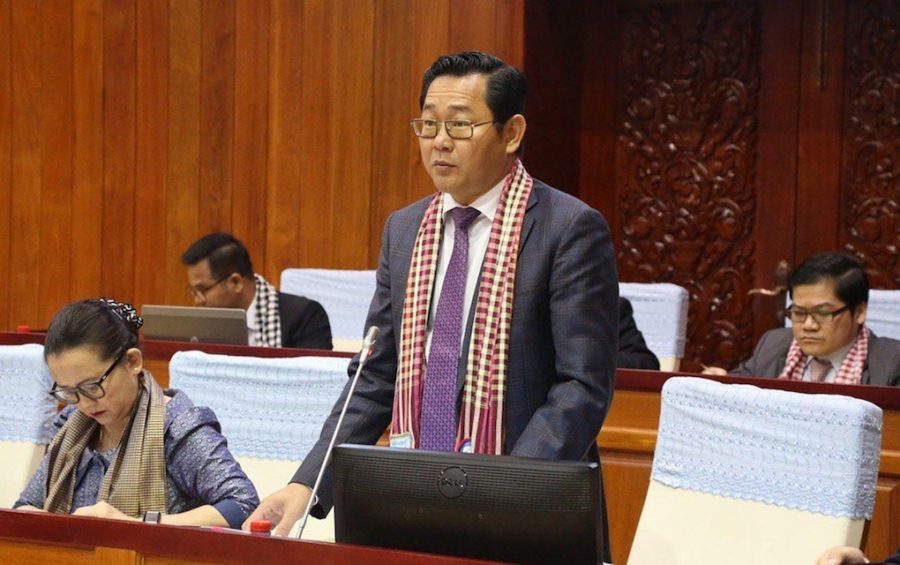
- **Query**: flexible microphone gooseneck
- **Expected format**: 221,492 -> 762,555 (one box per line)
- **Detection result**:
294,325 -> 380,539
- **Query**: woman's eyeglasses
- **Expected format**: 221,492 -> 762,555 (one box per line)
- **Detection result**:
49,350 -> 125,405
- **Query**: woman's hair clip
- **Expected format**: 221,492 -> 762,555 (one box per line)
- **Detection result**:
99,298 -> 144,330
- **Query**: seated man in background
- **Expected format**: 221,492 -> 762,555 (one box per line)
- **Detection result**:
703,252 -> 900,385
618,297 -> 660,370
181,232 -> 333,350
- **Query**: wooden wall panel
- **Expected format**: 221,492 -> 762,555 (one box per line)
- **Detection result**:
840,0 -> 900,288
232,0 -> 269,270
164,0 -> 201,306
329,0 -> 374,269
37,1 -> 74,326
265,0 -> 304,281
71,0 -> 104,302
199,0 -> 235,233
0,1 -> 11,331
101,0 -> 136,302
370,0 -> 415,264
795,0 -> 846,260
298,0 -> 332,270
134,0 -> 169,312
10,0 -> 42,327
0,0 -> 524,329
613,2 -> 762,370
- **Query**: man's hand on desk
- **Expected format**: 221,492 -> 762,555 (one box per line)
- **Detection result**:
815,546 -> 869,564
700,366 -> 728,376
242,482 -> 312,536
72,501 -> 137,522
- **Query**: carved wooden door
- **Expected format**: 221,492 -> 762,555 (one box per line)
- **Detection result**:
565,0 -> 899,371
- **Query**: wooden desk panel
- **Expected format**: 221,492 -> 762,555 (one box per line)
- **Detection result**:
600,370 -> 900,564
0,510 -> 487,564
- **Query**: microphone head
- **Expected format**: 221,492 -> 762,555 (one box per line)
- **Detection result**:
363,326 -> 380,348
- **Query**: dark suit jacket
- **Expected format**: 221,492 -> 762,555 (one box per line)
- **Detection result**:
730,327 -> 900,386
618,297 -> 660,370
277,292 -> 333,350
293,178 -> 619,516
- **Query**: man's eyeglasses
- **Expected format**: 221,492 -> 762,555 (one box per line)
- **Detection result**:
49,350 -> 126,405
786,304 -> 851,325
186,274 -> 230,301
410,118 -> 496,140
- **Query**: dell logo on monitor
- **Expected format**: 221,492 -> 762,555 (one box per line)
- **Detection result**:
438,466 -> 468,499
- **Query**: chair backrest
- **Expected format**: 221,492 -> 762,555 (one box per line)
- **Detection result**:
0,344 -> 58,507
280,268 -> 377,352
168,350 -> 349,540
619,283 -> 689,371
629,376 -> 882,565
786,289 -> 900,341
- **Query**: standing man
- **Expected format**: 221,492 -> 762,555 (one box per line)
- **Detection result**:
181,232 -> 333,350
246,52 -> 618,545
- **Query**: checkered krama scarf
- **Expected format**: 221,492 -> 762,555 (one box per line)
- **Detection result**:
778,326 -> 870,385
253,273 -> 282,348
44,372 -> 167,516
392,160 -> 533,455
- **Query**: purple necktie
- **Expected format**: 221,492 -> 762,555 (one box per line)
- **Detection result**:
420,206 -> 481,451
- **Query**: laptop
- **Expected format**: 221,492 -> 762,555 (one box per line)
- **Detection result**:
140,305 -> 248,345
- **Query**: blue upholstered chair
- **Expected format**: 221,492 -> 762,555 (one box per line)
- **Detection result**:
628,377 -> 882,564
280,268 -> 377,352
168,350 -> 350,540
0,344 -> 57,507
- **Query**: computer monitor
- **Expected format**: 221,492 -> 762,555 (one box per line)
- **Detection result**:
140,305 -> 248,345
332,444 -> 603,564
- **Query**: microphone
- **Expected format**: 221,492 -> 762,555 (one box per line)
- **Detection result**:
294,325 -> 380,539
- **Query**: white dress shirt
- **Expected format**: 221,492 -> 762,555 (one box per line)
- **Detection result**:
245,287 -> 260,347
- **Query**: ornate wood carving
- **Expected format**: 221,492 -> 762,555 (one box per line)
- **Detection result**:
841,0 -> 900,289
616,2 -> 761,369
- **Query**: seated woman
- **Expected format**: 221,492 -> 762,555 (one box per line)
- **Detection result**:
14,298 -> 258,527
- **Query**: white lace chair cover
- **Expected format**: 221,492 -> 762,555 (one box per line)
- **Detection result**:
619,282 -> 689,370
280,268 -> 376,351
0,344 -> 57,507
0,344 -> 56,444
629,376 -> 883,564
169,350 -> 349,541
168,350 -> 348,461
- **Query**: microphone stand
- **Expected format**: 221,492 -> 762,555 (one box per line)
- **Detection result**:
294,326 -> 380,539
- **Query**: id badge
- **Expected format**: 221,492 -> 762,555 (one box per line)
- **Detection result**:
390,432 -> 414,449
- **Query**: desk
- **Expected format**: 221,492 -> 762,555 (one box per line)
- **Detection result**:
0,509 -> 487,563
601,370 -> 900,564
4,333 -> 898,561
